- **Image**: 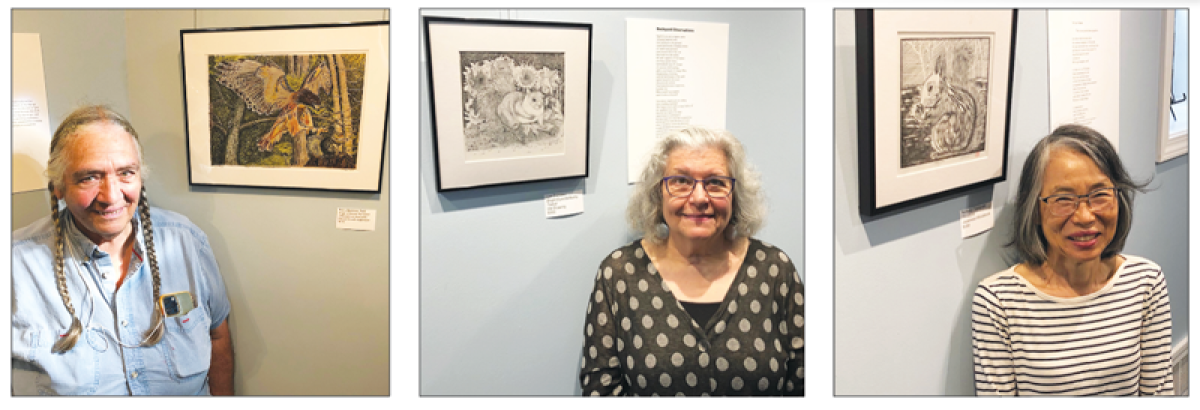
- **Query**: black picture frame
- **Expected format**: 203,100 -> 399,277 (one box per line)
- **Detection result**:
856,9 -> 1018,216
180,21 -> 390,193
424,16 -> 593,192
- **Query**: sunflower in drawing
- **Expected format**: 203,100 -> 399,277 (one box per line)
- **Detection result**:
215,59 -> 333,151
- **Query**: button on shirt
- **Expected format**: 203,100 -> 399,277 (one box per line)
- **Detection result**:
580,238 -> 805,396
12,207 -> 231,395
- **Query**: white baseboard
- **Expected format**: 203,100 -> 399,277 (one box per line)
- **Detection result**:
1172,336 -> 1189,396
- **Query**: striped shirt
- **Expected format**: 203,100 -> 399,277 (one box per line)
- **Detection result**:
971,255 -> 1173,396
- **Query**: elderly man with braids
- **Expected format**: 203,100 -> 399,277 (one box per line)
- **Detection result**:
12,105 -> 234,395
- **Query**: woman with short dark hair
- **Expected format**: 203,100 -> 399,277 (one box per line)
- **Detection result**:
971,124 -> 1173,395
579,126 -> 803,396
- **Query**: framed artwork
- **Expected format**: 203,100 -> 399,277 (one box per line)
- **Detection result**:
424,16 -> 592,192
1156,9 -> 1188,163
181,21 -> 389,192
856,9 -> 1017,216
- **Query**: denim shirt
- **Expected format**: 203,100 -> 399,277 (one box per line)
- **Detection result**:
12,207 -> 231,395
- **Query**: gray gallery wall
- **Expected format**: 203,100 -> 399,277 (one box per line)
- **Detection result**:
834,10 -> 1189,395
11,10 -> 131,227
12,9 -> 390,395
420,9 -> 805,395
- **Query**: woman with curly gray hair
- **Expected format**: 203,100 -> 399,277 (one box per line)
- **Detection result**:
971,124 -> 1173,396
579,126 -> 803,396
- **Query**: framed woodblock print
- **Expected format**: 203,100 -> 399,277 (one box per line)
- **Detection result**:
856,10 -> 1017,216
424,16 -> 592,192
181,21 -> 389,192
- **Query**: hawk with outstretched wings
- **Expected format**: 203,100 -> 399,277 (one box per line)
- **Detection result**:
215,58 -> 333,151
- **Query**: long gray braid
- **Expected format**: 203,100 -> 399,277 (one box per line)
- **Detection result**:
49,185 -> 83,353
139,186 -> 165,346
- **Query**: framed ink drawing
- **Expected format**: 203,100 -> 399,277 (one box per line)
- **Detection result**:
181,21 -> 389,192
424,16 -> 592,192
856,10 -> 1017,216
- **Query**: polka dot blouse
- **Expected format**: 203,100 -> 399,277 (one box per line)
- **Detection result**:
580,238 -> 805,396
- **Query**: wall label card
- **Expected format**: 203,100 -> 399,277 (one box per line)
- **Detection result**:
545,191 -> 584,218
626,18 -> 729,183
13,33 -> 53,193
1048,10 -> 1121,150
336,207 -> 376,231
960,202 -> 994,238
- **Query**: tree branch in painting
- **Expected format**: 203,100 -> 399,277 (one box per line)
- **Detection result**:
208,53 -> 365,169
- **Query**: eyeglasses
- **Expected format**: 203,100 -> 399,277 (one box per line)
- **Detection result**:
1038,187 -> 1118,217
662,176 -> 736,198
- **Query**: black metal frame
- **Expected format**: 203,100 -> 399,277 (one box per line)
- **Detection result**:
423,16 -> 593,192
855,9 -> 1018,217
180,20 -> 389,193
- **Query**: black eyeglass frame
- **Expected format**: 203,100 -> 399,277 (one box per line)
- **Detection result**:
660,176 -> 737,198
1037,187 -> 1119,216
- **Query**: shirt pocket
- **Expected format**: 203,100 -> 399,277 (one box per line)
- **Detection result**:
162,308 -> 213,381
16,326 -> 102,395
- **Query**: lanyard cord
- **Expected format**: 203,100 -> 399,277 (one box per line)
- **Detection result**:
62,221 -> 164,350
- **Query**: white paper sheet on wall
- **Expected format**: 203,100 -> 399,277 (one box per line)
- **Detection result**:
336,207 -> 376,231
13,33 -> 53,193
1048,10 -> 1121,151
626,19 -> 729,183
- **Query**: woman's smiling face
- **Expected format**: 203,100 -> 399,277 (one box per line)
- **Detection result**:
661,147 -> 734,244
1038,148 -> 1119,266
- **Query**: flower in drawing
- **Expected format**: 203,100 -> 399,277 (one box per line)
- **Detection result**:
464,97 -> 483,126
490,56 -> 516,93
464,62 -> 491,94
514,65 -> 539,90
492,56 -> 514,75
538,67 -> 561,95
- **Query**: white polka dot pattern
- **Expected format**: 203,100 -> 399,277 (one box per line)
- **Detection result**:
580,239 -> 804,396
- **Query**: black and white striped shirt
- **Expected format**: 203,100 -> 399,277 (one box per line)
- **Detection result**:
971,255 -> 1173,396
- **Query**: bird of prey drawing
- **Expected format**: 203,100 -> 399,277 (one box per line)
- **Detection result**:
215,58 -> 333,151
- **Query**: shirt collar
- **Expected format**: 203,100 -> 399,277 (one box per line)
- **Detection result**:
61,207 -> 146,261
